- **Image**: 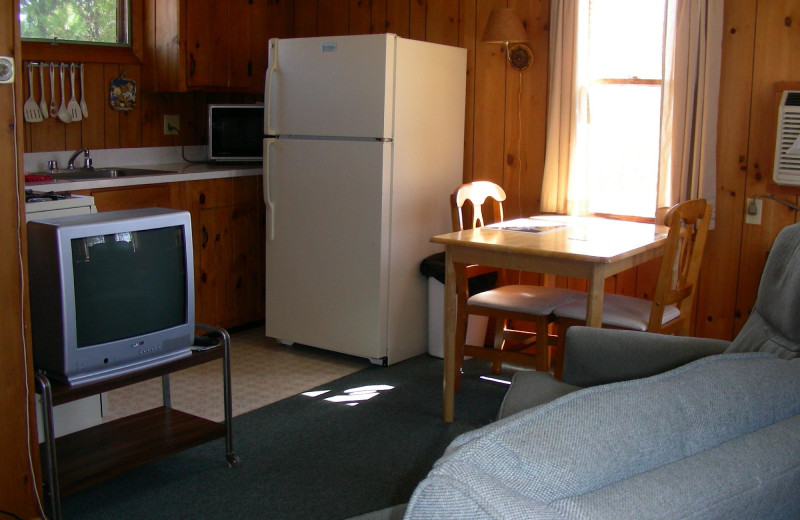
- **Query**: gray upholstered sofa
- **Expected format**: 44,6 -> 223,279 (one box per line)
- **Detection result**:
397,221 -> 800,520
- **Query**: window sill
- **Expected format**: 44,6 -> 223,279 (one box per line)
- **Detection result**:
21,41 -> 142,65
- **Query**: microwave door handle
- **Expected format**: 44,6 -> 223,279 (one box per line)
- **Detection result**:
263,138 -> 276,241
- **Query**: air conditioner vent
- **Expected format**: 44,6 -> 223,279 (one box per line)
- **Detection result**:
773,90 -> 800,186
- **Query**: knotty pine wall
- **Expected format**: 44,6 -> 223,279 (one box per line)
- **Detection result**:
3,0 -> 800,514
1,0 -> 40,515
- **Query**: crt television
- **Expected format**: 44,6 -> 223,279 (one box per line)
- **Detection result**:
208,103 -> 264,162
27,207 -> 195,385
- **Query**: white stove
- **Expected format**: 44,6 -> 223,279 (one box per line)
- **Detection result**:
24,191 -> 96,222
25,190 -> 103,440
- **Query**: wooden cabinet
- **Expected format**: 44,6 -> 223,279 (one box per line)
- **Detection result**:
142,0 -> 289,93
186,176 -> 265,328
75,176 -> 265,329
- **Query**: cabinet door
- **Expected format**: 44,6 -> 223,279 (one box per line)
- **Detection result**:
196,206 -> 236,327
231,202 -> 265,323
185,0 -> 215,88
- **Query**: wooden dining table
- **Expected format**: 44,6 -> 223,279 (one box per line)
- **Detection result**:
431,215 -> 669,422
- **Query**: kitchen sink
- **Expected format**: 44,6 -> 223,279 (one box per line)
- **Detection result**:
47,167 -> 178,180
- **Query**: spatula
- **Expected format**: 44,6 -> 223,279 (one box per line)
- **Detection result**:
38,64 -> 48,119
67,64 -> 82,122
23,64 -> 43,123
57,64 -> 72,123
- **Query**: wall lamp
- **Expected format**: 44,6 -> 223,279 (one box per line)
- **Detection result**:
481,8 -> 532,72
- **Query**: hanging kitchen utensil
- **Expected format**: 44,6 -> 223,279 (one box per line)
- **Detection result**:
57,63 -> 72,123
109,70 -> 136,111
79,63 -> 88,118
38,63 -> 48,119
23,63 -> 43,123
67,64 -> 82,121
48,63 -> 57,118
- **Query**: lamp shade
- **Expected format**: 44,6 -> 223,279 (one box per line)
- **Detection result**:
481,8 -> 528,44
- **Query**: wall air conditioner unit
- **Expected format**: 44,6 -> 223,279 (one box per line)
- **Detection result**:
773,90 -> 800,186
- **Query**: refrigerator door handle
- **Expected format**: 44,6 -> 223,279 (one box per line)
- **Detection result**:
265,38 -> 279,136
263,137 -> 277,241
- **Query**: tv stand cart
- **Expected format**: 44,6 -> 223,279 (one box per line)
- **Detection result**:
35,324 -> 239,520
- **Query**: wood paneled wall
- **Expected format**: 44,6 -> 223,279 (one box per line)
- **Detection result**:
697,0 -> 800,340
21,0 -> 800,342
1,0 -> 41,517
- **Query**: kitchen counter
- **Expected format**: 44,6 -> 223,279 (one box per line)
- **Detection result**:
25,162 -> 262,192
24,145 -> 262,192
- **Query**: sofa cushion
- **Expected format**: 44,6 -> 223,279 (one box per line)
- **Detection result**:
405,353 -> 800,519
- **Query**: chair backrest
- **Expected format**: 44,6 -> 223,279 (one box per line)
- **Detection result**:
647,198 -> 711,334
450,181 -> 506,231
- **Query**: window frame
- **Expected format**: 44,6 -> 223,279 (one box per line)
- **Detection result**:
20,0 -> 143,64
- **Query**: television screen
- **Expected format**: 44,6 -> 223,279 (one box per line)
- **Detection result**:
72,226 -> 187,348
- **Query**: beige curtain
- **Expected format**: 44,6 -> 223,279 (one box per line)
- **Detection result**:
658,0 -> 724,224
540,0 -> 581,214
541,0 -> 724,218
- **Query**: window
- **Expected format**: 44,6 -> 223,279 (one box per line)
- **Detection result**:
19,0 -> 130,46
571,0 -> 666,218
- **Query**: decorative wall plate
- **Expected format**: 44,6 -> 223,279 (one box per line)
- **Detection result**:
109,72 -> 136,111
508,44 -> 533,72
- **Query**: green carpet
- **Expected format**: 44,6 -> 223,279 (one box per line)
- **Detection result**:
60,354 -> 513,520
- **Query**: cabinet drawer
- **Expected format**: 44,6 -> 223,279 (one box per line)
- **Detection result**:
85,184 -> 179,212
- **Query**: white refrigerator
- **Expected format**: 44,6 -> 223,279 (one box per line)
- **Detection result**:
263,34 -> 466,365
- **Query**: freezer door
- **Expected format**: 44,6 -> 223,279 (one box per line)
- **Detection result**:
266,35 -> 395,139
264,139 -> 391,359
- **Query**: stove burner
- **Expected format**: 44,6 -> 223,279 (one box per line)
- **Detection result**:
25,189 -> 71,202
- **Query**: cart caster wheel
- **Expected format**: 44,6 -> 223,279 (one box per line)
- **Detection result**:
227,454 -> 241,468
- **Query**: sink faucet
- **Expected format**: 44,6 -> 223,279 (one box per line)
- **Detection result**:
67,148 -> 93,170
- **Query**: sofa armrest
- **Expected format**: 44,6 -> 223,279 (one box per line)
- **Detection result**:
561,327 -> 730,387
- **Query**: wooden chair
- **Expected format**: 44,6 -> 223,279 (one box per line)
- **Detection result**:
450,181 -> 583,387
551,199 -> 712,378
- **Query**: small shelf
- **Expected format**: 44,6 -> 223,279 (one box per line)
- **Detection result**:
51,407 -> 225,496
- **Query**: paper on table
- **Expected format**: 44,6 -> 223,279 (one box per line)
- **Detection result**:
487,217 -> 568,233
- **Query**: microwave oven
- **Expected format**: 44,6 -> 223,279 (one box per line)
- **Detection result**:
207,104 -> 264,162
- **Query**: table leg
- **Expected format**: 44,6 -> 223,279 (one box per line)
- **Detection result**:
586,269 -> 605,327
443,249 -> 456,423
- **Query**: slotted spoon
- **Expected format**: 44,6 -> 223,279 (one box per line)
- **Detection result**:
57,64 -> 72,123
48,63 -> 57,118
38,64 -> 48,119
23,64 -> 43,123
67,64 -> 82,122
79,63 -> 88,118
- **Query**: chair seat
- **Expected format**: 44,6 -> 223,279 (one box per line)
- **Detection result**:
553,293 -> 681,331
468,285 -> 584,315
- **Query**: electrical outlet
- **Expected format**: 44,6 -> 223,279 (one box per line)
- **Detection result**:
745,198 -> 762,225
164,115 -> 180,135
0,57 -> 14,84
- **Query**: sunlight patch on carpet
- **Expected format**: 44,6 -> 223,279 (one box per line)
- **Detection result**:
302,384 -> 395,406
